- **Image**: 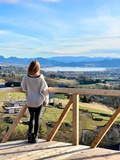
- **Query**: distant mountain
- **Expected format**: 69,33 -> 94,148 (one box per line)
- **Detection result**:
0,56 -> 60,67
93,59 -> 120,67
55,58 -> 120,67
0,55 -> 120,68
47,56 -> 120,67
47,56 -> 113,63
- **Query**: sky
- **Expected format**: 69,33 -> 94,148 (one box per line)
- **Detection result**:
0,0 -> 120,58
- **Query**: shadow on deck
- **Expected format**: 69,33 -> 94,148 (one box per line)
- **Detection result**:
0,139 -> 120,160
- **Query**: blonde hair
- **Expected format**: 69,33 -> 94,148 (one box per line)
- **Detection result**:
27,60 -> 40,75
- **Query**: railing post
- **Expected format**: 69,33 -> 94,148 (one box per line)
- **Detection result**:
72,94 -> 79,145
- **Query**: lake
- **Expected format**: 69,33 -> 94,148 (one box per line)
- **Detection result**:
42,66 -> 106,72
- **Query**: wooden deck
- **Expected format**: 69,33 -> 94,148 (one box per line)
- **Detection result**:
0,139 -> 120,160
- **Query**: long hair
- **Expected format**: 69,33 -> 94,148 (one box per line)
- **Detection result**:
27,60 -> 40,75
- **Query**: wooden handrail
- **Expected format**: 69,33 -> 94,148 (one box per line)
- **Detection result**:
1,87 -> 120,96
1,87 -> 120,147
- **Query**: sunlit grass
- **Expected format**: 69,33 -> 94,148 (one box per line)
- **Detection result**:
0,92 -> 25,101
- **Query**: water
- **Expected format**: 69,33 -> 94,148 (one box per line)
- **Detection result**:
42,66 -> 106,72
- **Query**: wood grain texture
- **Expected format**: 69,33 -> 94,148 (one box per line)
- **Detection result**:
0,140 -> 120,160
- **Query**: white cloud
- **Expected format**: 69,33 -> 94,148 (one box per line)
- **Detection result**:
0,30 -> 11,35
104,17 -> 120,36
0,0 -> 19,3
35,35 -> 120,57
0,0 -> 120,58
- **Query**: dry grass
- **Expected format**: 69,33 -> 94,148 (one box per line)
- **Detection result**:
79,102 -> 114,112
54,98 -> 113,113
0,79 -> 5,83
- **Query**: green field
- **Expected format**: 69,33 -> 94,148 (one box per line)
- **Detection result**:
0,92 -> 25,101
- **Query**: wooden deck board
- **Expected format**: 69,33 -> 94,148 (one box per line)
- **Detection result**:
0,139 -> 120,160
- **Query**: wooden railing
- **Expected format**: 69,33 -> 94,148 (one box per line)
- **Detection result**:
0,87 -> 120,148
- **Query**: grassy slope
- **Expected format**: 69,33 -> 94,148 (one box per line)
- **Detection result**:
0,97 -> 120,142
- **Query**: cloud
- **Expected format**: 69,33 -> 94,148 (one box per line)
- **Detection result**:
0,30 -> 8,35
0,0 -> 19,3
0,0 -> 120,58
36,35 -> 120,57
0,30 -> 12,36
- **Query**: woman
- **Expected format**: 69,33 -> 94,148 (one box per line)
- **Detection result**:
21,60 -> 49,143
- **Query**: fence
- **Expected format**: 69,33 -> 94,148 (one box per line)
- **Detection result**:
0,87 -> 120,148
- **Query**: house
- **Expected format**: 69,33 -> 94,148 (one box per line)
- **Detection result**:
5,106 -> 23,114
5,107 -> 15,114
5,101 -> 24,114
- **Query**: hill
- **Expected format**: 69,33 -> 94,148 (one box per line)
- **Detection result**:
47,56 -> 112,63
79,102 -> 114,113
0,55 -> 120,68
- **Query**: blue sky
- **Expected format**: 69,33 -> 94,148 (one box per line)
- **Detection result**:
0,0 -> 120,58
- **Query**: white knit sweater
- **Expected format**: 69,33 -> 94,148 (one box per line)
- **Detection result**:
21,74 -> 49,107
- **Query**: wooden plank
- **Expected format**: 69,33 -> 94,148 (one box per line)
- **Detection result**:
6,140 -> 59,160
0,87 -> 22,93
72,94 -> 79,145
0,139 -> 90,160
48,87 -> 120,96
1,139 -> 120,160
91,106 -> 120,148
11,142 -> 73,160
1,104 -> 28,143
47,96 -> 73,141
1,87 -> 120,97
